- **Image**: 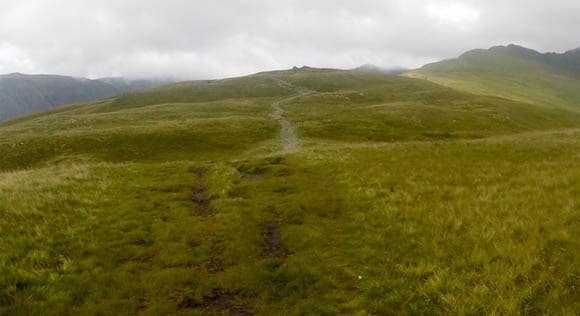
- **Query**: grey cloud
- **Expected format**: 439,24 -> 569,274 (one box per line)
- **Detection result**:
0,0 -> 579,79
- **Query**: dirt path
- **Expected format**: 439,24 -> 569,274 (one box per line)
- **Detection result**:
271,97 -> 299,152
271,79 -> 315,152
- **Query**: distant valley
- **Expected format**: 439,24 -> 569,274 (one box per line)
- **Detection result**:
0,73 -> 173,121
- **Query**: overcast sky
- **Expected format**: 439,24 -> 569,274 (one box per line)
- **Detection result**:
0,0 -> 579,80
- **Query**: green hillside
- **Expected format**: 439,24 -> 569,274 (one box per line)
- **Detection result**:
1,68 -> 579,315
406,45 -> 580,111
0,73 -> 171,121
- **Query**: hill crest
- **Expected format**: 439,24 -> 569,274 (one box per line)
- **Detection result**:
407,44 -> 580,110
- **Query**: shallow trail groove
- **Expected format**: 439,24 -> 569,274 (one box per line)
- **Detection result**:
191,167 -> 212,216
206,240 -> 225,274
262,221 -> 288,258
187,168 -> 251,314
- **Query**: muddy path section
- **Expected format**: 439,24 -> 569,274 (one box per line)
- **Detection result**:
191,167 -> 213,216
262,221 -> 288,258
179,290 -> 252,315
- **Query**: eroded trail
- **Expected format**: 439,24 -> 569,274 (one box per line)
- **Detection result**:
271,98 -> 299,151
191,167 -> 213,216
271,79 -> 315,152
262,221 -> 288,258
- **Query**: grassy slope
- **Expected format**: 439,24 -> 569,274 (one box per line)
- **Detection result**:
406,48 -> 580,111
0,69 -> 579,315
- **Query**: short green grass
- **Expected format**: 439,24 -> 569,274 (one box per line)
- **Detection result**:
0,69 -> 579,315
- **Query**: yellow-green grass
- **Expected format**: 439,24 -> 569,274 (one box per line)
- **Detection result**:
2,133 -> 578,315
0,97 -> 278,170
406,51 -> 580,112
285,83 -> 580,143
0,69 -> 579,315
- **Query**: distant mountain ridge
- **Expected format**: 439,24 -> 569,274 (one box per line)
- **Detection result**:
353,64 -> 407,75
406,44 -> 580,110
0,73 -> 173,121
458,44 -> 580,78
4,44 -> 580,121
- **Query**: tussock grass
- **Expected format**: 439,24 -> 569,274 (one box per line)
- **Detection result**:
0,68 -> 578,314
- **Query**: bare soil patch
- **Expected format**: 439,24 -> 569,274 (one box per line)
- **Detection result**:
263,222 -> 288,258
178,290 -> 252,315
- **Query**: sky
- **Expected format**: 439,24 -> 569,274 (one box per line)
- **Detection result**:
0,0 -> 579,80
